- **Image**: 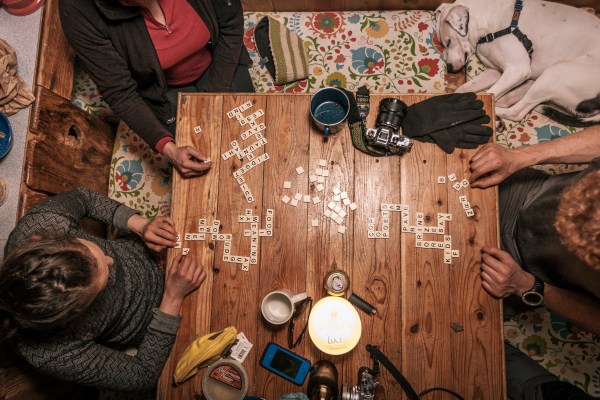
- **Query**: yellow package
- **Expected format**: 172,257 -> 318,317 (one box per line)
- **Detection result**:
174,326 -> 238,384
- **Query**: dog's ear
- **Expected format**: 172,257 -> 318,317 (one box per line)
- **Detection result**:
434,3 -> 451,24
446,5 -> 470,37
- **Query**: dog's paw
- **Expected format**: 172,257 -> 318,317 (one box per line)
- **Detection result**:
495,116 -> 506,133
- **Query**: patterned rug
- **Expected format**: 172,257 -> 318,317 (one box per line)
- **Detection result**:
71,10 -> 599,397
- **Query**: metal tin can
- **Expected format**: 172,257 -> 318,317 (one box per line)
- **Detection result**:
324,271 -> 350,296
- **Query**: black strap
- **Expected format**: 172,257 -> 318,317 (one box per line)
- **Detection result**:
342,87 -> 391,157
367,345 -> 420,400
477,0 -> 533,57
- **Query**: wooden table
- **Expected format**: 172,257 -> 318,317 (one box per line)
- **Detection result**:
158,93 -> 505,399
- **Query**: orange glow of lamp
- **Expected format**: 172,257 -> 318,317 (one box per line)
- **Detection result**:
308,296 -> 362,355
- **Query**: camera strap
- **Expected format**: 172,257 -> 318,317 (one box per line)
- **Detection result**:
341,87 -> 391,157
367,345 -> 420,400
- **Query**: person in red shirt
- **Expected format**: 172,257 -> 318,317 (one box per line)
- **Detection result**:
60,0 -> 253,177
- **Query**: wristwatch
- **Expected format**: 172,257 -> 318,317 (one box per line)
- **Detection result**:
521,277 -> 545,306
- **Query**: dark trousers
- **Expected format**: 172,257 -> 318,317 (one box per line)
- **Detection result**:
165,64 -> 255,134
505,342 -> 592,399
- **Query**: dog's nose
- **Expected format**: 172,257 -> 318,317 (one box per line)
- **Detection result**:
447,63 -> 456,73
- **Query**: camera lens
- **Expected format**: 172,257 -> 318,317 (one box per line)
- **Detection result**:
375,98 -> 407,130
340,385 -> 360,400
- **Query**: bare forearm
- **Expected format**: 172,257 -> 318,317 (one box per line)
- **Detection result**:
543,283 -> 600,335
513,125 -> 600,168
158,293 -> 183,316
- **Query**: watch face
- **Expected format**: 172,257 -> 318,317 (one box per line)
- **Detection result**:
522,291 -> 543,306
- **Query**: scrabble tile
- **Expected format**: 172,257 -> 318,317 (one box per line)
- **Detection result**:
296,166 -> 305,174
438,176 -> 446,184
283,181 -> 292,189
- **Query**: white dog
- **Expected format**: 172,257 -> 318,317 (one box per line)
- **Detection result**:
435,0 -> 600,125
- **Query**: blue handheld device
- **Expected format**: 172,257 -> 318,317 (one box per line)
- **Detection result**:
259,342 -> 311,385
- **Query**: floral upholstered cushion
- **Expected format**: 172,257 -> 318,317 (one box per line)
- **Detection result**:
243,11 -> 446,94
108,121 -> 172,219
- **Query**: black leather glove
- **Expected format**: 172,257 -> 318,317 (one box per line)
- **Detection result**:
402,92 -> 487,138
416,115 -> 492,154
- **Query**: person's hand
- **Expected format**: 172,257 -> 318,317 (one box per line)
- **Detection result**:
480,246 -> 535,298
163,142 -> 213,178
469,143 -> 525,189
141,216 -> 178,252
160,254 -> 207,315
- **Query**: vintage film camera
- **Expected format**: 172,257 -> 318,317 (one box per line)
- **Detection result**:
364,98 -> 412,155
340,366 -> 379,400
307,360 -> 378,400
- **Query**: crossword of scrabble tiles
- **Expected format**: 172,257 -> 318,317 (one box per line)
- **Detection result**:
176,209 -> 274,271
367,204 -> 458,264
221,101 -> 269,204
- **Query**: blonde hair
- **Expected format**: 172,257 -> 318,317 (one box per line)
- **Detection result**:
555,169 -> 600,271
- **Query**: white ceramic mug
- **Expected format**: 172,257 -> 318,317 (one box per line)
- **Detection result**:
261,290 -> 308,325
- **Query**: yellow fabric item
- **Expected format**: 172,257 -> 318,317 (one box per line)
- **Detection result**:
173,326 -> 238,384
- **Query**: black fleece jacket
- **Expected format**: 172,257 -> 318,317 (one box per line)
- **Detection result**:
59,0 -> 251,150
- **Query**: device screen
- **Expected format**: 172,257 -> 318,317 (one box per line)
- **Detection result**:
270,348 -> 302,379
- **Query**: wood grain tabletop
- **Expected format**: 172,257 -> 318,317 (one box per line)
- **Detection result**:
158,93 -> 505,399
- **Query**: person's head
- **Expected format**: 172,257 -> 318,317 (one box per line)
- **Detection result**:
0,235 -> 113,341
555,169 -> 600,271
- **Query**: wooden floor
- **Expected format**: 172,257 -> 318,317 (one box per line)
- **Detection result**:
158,93 -> 504,399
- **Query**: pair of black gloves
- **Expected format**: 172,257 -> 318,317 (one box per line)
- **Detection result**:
401,92 -> 492,154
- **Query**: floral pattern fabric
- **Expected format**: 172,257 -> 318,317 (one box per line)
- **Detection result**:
71,11 -> 598,396
108,122 -> 172,220
504,308 -> 600,396
243,11 -> 446,94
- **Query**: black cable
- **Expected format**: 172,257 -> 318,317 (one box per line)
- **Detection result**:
418,387 -> 465,400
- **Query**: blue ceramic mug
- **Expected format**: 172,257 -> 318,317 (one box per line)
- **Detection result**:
0,112 -> 13,160
310,87 -> 350,138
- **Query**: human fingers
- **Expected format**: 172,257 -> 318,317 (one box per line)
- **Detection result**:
147,218 -> 178,241
480,273 -> 504,298
480,248 -> 511,274
144,223 -> 177,249
469,149 -> 506,188
469,143 -> 499,164
170,254 -> 184,274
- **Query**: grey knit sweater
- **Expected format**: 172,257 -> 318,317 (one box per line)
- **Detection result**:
5,188 -> 180,391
